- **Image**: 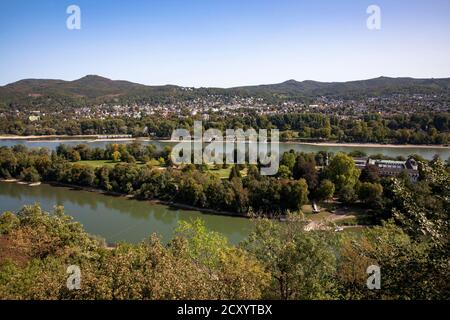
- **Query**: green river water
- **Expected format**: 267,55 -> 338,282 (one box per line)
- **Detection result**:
0,182 -> 253,245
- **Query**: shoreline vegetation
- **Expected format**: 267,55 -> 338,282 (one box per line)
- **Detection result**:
0,179 -> 367,229
0,178 -> 252,220
0,134 -> 449,148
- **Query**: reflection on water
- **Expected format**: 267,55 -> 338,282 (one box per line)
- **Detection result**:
0,182 -> 252,245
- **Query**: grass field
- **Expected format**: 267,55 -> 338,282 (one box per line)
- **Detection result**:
76,161 -> 246,178
77,160 -> 147,168
207,166 -> 248,179
77,160 -> 120,168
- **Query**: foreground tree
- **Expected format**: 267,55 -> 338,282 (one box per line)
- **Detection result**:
391,159 -> 449,243
0,207 -> 269,300
338,222 -> 450,300
244,216 -> 337,300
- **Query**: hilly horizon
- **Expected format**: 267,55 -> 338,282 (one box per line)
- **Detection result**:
1,75 -> 169,99
1,75 -> 450,106
3,74 -> 450,89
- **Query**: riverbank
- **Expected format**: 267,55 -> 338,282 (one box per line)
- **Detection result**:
288,141 -> 450,149
0,178 -> 250,220
0,134 -> 134,142
0,179 -> 365,245
0,180 -> 253,245
51,181 -> 249,218
1,178 -> 41,186
0,179 -> 362,227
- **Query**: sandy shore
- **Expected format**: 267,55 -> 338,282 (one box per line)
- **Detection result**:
0,135 -> 133,142
32,138 -> 135,143
0,135 -> 162,143
112,138 -> 450,149
282,141 -> 450,149
92,138 -> 135,142
0,179 -> 41,186
0,135 -> 96,140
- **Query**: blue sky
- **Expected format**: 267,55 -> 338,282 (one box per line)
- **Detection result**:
1,0 -> 449,87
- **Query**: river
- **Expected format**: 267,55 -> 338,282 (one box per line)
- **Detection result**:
0,182 -> 253,245
0,138 -> 449,160
0,138 -> 448,245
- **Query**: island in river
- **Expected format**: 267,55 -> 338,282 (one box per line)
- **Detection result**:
0,181 -> 253,245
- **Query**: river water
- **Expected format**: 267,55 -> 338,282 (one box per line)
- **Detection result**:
0,182 -> 252,245
0,139 -> 449,160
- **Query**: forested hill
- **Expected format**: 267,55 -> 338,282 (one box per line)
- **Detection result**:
0,75 -> 181,104
231,77 -> 450,98
1,75 -> 450,108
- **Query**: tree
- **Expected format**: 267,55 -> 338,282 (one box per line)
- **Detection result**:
20,167 -> 40,183
56,144 -> 70,158
339,184 -> 357,203
245,218 -> 337,299
175,218 -> 229,268
96,166 -> 112,190
292,153 -> 318,190
280,179 -> 309,211
0,207 -> 269,300
112,151 -> 121,162
326,153 -> 360,192
173,218 -> 269,299
228,165 -> 242,181
348,150 -> 367,158
126,141 -> 144,161
214,247 -> 270,299
73,144 -> 91,160
391,159 -> 449,244
0,148 -> 18,177
78,166 -> 96,186
316,179 -> 335,202
229,178 -> 249,213
246,177 -> 283,215
120,151 -> 135,164
178,177 -> 206,207
246,164 -> 260,180
280,151 -> 296,171
276,165 -> 292,179
338,222 -> 450,299
68,150 -> 81,162
360,164 -> 380,183
357,182 -> 383,207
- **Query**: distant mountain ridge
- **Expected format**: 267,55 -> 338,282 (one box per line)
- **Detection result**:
1,75 -> 449,105
230,77 -> 450,97
2,75 -> 150,99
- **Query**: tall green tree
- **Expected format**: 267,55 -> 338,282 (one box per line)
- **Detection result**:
245,217 -> 337,300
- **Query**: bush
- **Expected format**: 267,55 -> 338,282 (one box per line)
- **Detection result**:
20,167 -> 40,183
